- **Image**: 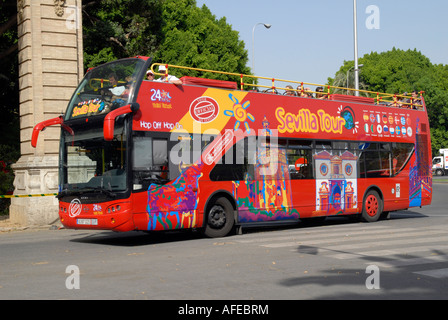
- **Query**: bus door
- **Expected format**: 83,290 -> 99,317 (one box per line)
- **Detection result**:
286,141 -> 315,218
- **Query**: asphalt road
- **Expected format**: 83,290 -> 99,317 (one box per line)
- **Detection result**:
1,181 -> 447,303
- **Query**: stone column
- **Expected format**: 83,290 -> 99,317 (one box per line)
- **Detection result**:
10,0 -> 83,226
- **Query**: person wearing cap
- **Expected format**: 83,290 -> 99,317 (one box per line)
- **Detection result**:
155,65 -> 182,85
146,69 -> 155,81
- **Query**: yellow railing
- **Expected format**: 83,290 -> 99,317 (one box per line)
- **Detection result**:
150,63 -> 425,110
88,78 -> 127,90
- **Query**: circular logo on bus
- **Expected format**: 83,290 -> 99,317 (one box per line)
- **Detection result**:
69,198 -> 82,218
341,106 -> 355,130
189,96 -> 219,123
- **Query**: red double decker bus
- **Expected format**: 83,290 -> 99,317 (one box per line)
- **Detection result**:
32,57 -> 432,237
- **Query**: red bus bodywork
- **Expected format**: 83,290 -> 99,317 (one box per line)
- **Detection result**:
33,57 -> 432,235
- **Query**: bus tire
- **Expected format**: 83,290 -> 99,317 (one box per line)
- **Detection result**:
204,197 -> 235,238
361,190 -> 383,222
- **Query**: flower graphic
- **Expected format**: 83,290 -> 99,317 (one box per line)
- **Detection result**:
224,94 -> 255,133
160,90 -> 172,102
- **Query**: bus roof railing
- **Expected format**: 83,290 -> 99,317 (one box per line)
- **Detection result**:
150,63 -> 425,111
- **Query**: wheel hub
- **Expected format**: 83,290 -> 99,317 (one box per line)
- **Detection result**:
366,195 -> 379,217
208,205 -> 226,228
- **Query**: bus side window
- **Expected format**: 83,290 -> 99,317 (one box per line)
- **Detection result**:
391,143 -> 414,176
287,140 -> 313,179
132,134 -> 168,190
209,138 -> 254,181
363,143 -> 391,178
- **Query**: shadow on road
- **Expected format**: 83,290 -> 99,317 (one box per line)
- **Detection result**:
281,244 -> 448,299
68,209 -> 428,247
277,264 -> 448,299
70,229 -> 204,247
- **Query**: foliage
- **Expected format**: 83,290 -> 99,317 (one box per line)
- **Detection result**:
0,145 -> 20,215
82,0 -> 251,81
83,0 -> 163,68
154,0 -> 251,80
0,0 -> 20,214
328,48 -> 448,155
0,0 -> 20,149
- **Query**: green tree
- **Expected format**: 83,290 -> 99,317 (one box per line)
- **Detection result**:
0,0 -> 20,149
82,0 -> 250,80
0,0 -> 20,210
329,48 -> 448,155
82,0 -> 163,68
154,0 -> 250,80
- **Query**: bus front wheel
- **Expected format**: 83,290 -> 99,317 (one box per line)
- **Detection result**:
204,197 -> 235,238
361,190 -> 383,222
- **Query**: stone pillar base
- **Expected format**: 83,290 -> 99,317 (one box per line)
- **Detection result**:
10,155 -> 59,226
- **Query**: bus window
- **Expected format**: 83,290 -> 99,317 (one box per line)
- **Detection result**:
364,150 -> 381,178
379,150 -> 391,177
391,143 -> 414,176
315,140 -> 332,150
66,58 -> 144,121
333,141 -> 349,150
60,122 -> 128,194
361,142 -> 392,178
210,138 -> 254,181
287,140 -> 313,179
132,133 -> 168,190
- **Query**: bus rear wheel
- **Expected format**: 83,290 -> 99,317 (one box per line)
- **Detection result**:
361,190 -> 383,222
204,197 -> 235,238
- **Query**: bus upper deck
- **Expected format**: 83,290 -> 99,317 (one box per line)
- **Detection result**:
149,62 -> 426,111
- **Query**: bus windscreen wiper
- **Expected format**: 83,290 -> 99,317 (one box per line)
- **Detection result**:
57,187 -> 116,198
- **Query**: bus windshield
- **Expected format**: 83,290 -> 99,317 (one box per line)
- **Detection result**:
65,58 -> 145,121
59,121 -> 128,197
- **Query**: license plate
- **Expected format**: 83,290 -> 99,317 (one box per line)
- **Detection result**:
77,218 -> 98,225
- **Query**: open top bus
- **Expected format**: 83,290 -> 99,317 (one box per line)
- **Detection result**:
31,56 -> 432,237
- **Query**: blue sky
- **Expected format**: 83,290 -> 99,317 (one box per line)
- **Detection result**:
195,0 -> 448,87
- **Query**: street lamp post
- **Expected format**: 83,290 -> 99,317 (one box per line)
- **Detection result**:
252,23 -> 271,75
353,0 -> 360,96
347,64 -> 363,94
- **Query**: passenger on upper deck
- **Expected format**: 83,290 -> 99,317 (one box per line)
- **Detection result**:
155,65 -> 182,85
101,73 -> 126,102
315,86 -> 328,99
107,73 -> 126,96
296,85 -> 305,97
396,92 -> 409,108
98,73 -> 128,113
284,85 -> 296,96
411,90 -> 422,109
304,87 -> 313,98
146,69 -> 155,81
